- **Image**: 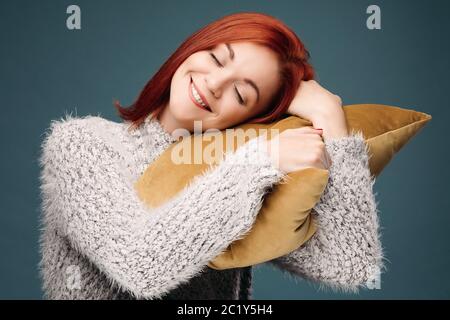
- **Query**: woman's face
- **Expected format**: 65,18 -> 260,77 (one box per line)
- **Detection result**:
158,42 -> 281,133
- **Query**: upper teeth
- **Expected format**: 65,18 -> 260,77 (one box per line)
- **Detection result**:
191,83 -> 209,110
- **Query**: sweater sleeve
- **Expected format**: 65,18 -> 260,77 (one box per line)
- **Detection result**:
39,115 -> 286,300
267,131 -> 386,293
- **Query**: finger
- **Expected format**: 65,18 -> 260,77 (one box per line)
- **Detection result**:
327,152 -> 332,167
320,152 -> 329,170
293,127 -> 323,134
294,126 -> 315,131
324,150 -> 332,169
292,132 -> 324,141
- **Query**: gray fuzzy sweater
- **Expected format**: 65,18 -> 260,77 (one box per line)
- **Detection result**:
38,113 -> 385,300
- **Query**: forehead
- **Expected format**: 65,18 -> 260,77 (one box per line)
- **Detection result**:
216,42 -> 280,96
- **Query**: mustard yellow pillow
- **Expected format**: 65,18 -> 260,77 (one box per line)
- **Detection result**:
344,104 -> 431,177
134,103 -> 431,270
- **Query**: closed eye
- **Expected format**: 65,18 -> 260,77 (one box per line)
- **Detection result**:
234,85 -> 245,105
210,53 -> 223,68
210,52 -> 246,106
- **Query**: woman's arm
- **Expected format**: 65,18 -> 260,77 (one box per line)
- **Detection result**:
39,115 -> 286,300
312,109 -> 349,140
277,79 -> 384,292
268,131 -> 385,293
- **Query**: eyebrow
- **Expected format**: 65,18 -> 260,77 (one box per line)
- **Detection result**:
225,43 -> 260,104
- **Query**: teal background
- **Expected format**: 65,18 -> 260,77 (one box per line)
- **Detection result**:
0,0 -> 448,299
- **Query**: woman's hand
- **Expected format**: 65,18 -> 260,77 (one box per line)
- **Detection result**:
286,80 -> 343,122
265,127 -> 332,174
286,80 -> 349,140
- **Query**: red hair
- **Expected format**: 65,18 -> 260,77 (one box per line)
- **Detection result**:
114,12 -> 315,131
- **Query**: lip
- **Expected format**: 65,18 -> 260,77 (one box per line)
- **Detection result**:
189,76 -> 211,112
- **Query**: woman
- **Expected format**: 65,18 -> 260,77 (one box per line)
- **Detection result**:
38,12 -> 384,299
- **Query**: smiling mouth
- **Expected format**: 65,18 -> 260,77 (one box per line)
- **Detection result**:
189,76 -> 212,112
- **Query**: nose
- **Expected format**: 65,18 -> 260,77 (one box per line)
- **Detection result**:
205,70 -> 231,99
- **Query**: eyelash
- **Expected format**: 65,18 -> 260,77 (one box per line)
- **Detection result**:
209,52 -> 245,106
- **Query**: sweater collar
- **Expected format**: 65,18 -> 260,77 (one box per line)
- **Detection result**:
124,115 -> 178,154
143,115 -> 179,146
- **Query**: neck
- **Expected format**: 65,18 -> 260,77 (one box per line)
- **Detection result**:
157,105 -> 190,139
157,106 -> 192,140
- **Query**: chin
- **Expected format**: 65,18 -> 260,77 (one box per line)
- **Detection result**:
170,102 -> 202,126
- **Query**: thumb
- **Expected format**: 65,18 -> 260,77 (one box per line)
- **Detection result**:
294,126 -> 321,133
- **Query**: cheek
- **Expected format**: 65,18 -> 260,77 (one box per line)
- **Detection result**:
184,54 -> 207,71
218,99 -> 240,115
217,103 -> 249,124
170,78 -> 186,107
